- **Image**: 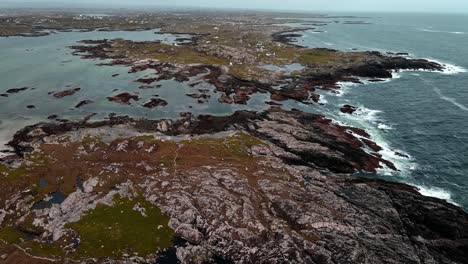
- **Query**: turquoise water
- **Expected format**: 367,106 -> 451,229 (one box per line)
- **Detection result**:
288,13 -> 468,208
1,13 -> 467,209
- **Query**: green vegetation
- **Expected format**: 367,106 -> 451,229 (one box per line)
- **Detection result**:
0,226 -> 27,244
182,132 -> 265,159
113,40 -> 227,65
0,163 -> 28,182
81,136 -> 106,146
25,152 -> 52,166
21,240 -> 65,258
298,49 -> 336,65
67,195 -> 173,258
228,66 -> 271,80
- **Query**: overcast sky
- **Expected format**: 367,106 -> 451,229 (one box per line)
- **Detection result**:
2,0 -> 468,13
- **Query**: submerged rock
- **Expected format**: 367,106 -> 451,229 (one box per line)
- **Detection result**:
6,87 -> 29,94
142,98 -> 168,109
75,100 -> 94,108
52,87 -> 81,98
107,92 -> 140,105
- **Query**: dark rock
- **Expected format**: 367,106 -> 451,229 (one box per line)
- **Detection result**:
368,78 -> 385,82
107,93 -> 140,105
340,104 -> 358,114
395,152 -> 410,158
265,101 -> 282,106
186,93 -> 211,100
6,87 -> 29,94
52,88 -> 81,98
142,98 -> 168,109
75,100 -> 94,108
362,138 -> 383,152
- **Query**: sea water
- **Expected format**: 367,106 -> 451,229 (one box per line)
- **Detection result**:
288,13 -> 468,208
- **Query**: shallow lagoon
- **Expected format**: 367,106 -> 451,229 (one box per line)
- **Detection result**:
0,29 -> 270,151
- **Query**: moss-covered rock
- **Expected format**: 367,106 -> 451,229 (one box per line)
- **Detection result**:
67,195 -> 173,258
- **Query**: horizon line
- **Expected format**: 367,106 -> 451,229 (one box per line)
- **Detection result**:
1,2 -> 468,15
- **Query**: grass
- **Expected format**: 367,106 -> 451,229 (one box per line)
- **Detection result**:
298,49 -> 336,65
181,132 -> 265,159
228,66 -> 271,81
81,136 -> 107,147
113,40 -> 227,65
0,163 -> 28,182
23,240 -> 64,258
0,226 -> 27,244
67,195 -> 173,258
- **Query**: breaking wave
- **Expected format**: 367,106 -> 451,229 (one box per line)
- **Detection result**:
417,186 -> 459,206
336,105 -> 415,175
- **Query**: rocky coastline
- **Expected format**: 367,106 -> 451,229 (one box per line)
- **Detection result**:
0,10 -> 467,264
0,108 -> 467,263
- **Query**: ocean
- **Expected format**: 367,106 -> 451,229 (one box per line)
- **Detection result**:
0,12 -> 467,209
289,12 -> 468,208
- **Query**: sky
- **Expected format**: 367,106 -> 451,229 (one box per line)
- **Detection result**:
1,0 -> 468,13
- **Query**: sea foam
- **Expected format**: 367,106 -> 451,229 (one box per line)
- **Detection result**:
423,59 -> 467,75
338,105 -> 415,175
417,186 -> 459,206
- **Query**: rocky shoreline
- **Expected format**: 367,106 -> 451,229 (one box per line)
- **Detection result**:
68,38 -> 444,107
1,10 -> 467,264
0,108 -> 467,263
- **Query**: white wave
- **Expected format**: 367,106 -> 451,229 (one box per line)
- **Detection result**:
419,28 -> 466,35
419,28 -> 437,33
425,59 -> 467,75
318,95 -> 328,104
0,119 -> 39,157
417,186 -> 459,206
391,71 -> 401,79
440,64 -> 467,75
433,87 -> 468,112
335,81 -> 361,96
337,105 -> 415,174
377,123 -> 393,130
353,107 -> 382,122
377,146 -> 415,176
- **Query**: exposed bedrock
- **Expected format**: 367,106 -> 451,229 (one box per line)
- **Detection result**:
68,39 -> 445,107
2,109 -> 467,264
7,108 -> 397,174
107,92 -> 140,105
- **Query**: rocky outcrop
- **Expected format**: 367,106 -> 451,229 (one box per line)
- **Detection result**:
194,44 -> 257,64
340,104 -> 358,114
6,87 -> 29,94
3,112 -> 467,264
75,99 -> 94,108
143,98 -> 168,109
52,87 -> 81,98
8,108 -> 393,173
107,92 -> 140,105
